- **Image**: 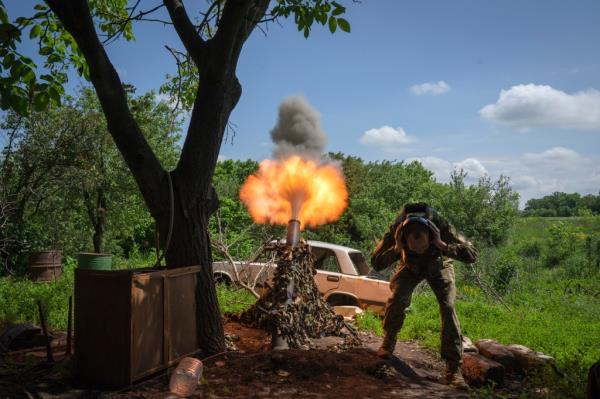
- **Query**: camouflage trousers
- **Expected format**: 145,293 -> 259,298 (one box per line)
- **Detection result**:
383,260 -> 463,366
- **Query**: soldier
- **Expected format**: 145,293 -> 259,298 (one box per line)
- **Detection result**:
371,202 -> 478,387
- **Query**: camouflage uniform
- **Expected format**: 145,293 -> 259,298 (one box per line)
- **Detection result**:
371,205 -> 478,366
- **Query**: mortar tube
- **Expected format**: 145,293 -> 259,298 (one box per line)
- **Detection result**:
286,219 -> 301,248
272,219 -> 301,350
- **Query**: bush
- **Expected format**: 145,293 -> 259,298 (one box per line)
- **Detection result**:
542,222 -> 584,268
0,257 -> 75,330
490,249 -> 519,294
518,240 -> 542,258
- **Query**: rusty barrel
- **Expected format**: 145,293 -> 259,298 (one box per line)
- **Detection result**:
29,250 -> 62,282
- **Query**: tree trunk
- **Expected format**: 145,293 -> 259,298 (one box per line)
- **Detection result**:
93,189 -> 106,253
157,171 -> 224,354
45,0 -> 270,356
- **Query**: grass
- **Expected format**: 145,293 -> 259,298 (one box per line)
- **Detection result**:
0,258 -> 76,331
216,283 -> 256,314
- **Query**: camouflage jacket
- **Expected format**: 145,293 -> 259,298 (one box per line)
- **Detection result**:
371,206 -> 478,272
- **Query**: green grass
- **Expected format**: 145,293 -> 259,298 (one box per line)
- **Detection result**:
509,216 -> 600,243
0,258 -> 76,330
216,283 -> 256,314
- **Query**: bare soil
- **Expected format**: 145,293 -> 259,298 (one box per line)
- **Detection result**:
0,320 -> 532,398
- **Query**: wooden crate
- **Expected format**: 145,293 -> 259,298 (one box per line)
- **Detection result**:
74,266 -> 202,388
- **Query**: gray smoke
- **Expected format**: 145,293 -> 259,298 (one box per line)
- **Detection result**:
270,96 -> 327,159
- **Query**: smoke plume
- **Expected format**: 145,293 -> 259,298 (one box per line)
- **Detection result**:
270,96 -> 327,159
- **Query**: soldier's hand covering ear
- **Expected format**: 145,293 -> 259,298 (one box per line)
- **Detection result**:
428,220 -> 448,251
393,223 -> 403,254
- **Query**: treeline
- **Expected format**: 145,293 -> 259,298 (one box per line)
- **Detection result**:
1,87 -> 521,275
523,192 -> 600,217
212,155 -> 520,261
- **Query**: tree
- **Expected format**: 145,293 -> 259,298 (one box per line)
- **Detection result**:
523,191 -> 599,217
1,0 -> 351,354
0,87 -> 181,271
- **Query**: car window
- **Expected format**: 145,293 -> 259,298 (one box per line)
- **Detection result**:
311,248 -> 341,273
349,251 -> 370,275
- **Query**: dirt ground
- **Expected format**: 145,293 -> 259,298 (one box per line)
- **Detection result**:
0,319 -> 531,398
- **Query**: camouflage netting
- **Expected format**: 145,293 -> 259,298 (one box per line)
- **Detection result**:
240,239 -> 353,349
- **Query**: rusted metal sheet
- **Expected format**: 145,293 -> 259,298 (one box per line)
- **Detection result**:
29,250 -> 62,282
75,266 -> 202,388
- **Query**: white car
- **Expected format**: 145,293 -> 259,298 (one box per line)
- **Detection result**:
212,240 -> 392,315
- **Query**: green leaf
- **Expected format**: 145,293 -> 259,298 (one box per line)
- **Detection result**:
337,18 -> 350,33
33,3 -> 48,11
22,67 -> 35,84
303,26 -> 309,38
48,85 -> 61,103
316,12 -> 327,25
2,52 -> 13,68
33,91 -> 49,111
11,93 -> 29,115
332,2 -> 346,16
29,24 -> 41,39
0,6 -> 8,23
328,16 -> 337,33
305,13 -> 314,27
39,46 -> 52,56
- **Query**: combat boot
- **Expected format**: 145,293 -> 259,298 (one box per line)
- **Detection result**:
376,333 -> 397,359
441,362 -> 469,389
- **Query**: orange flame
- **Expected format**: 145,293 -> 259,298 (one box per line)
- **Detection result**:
240,156 -> 348,229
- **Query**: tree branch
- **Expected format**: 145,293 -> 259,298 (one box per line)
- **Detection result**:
163,0 -> 206,67
213,0 -> 270,65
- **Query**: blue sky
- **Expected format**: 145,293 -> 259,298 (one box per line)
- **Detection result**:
8,0 -> 600,206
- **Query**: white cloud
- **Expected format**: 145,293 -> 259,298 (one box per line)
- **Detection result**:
522,146 -> 580,164
359,126 -> 416,149
217,154 -> 229,162
454,158 -> 488,177
410,81 -> 451,95
413,156 -> 452,178
480,84 -> 600,131
409,156 -> 487,183
410,147 -> 600,207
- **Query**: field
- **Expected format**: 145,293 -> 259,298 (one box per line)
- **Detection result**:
1,217 -> 599,398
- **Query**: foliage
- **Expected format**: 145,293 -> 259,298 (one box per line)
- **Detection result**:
0,257 -> 75,330
0,0 -> 132,115
209,155 -> 519,264
0,87 -> 181,274
523,191 -> 600,217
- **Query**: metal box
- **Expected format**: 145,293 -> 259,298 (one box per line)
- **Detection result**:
74,266 -> 202,388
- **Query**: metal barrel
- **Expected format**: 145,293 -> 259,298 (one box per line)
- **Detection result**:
29,250 -> 62,282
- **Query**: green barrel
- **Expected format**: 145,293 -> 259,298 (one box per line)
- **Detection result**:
78,253 -> 113,270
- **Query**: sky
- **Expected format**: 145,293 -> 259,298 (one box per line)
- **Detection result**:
7,0 -> 600,207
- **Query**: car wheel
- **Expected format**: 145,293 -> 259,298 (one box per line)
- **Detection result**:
213,273 -> 231,286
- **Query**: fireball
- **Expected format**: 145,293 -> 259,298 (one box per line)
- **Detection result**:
240,156 -> 348,229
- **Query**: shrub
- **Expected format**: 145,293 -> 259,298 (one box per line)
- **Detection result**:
518,240 -> 542,258
542,222 -> 583,268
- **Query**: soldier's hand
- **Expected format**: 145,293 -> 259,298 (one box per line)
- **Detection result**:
428,220 -> 448,251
